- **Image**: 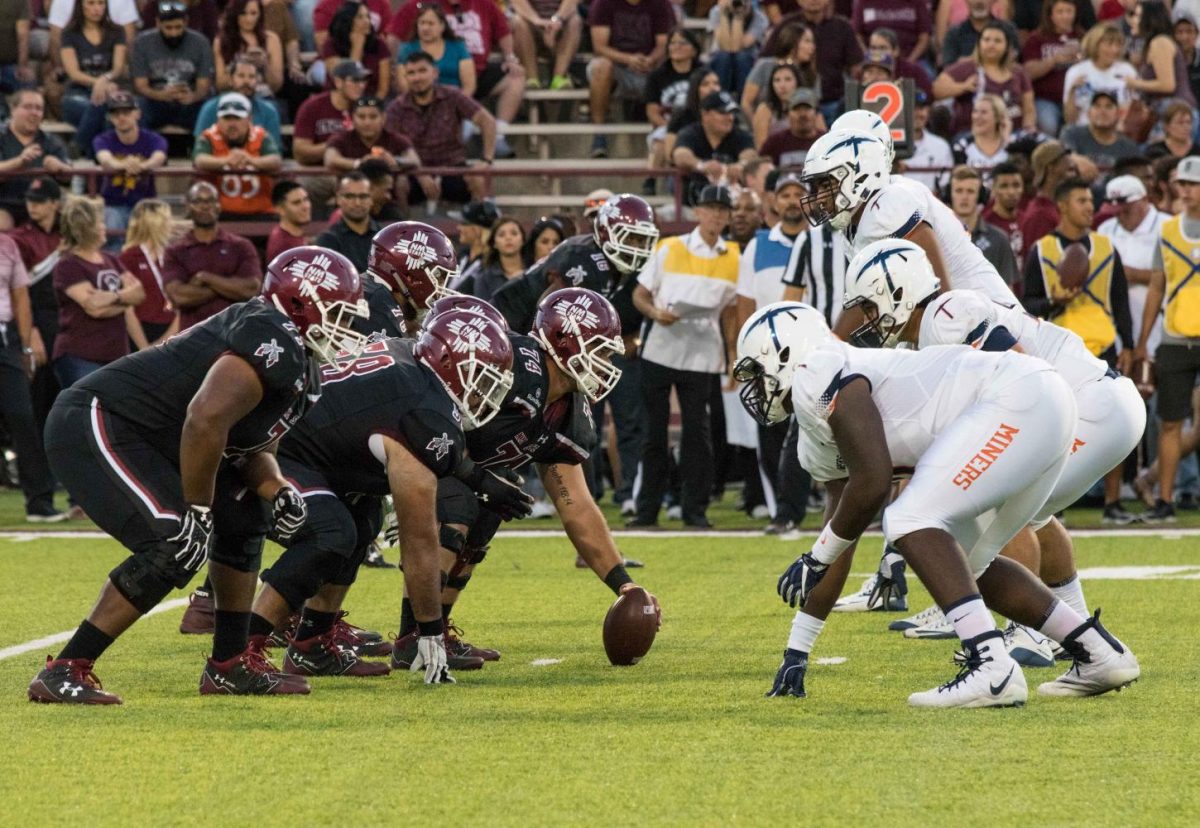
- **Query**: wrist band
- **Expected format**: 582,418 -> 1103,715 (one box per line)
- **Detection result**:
811,522 -> 854,565
603,564 -> 634,595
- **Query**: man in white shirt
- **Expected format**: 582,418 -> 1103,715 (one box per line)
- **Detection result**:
631,184 -> 740,528
901,90 -> 953,195
1098,175 -> 1167,360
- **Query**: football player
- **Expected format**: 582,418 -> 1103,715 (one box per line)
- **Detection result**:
243,310 -> 526,684
840,240 -> 1146,657
390,288 -> 663,669
736,302 -> 1140,708
28,247 -> 369,704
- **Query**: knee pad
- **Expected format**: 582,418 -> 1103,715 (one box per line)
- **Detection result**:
208,532 -> 266,573
261,544 -> 346,611
462,544 -> 489,566
439,524 -> 467,555
446,573 -> 472,591
109,550 -> 187,614
328,543 -> 371,588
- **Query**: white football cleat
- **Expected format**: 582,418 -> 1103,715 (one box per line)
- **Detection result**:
909,631 -> 1027,709
1003,621 -> 1056,668
889,603 -> 944,632
1037,610 -> 1140,697
833,575 -> 880,612
902,608 -> 955,639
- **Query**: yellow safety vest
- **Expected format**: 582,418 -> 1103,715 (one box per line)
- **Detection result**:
1037,233 -> 1116,356
1158,215 -> 1200,339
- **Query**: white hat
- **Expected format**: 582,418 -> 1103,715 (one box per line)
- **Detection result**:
1105,175 -> 1147,204
216,92 -> 252,119
1178,156 -> 1200,184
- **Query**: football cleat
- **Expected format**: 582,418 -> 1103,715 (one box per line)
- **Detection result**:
833,575 -> 882,612
891,604 -> 947,633
269,613 -> 299,648
362,542 -> 396,569
1003,621 -> 1056,668
179,588 -> 215,635
908,631 -> 1027,709
200,638 -> 310,695
765,648 -> 808,698
283,628 -> 392,677
390,631 -> 484,671
1037,610 -> 1140,697
902,607 -> 955,639
446,621 -> 500,662
332,612 -> 391,657
28,657 -> 123,705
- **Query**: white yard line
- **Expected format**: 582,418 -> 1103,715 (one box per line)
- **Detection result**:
0,597 -> 188,662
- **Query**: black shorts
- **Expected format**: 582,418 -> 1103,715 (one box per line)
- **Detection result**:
45,387 -> 269,570
476,63 -> 509,100
277,457 -> 383,557
1154,342 -> 1200,422
406,174 -> 472,206
436,476 -> 502,549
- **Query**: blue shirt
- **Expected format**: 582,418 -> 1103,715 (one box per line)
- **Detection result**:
193,95 -> 283,148
398,39 -> 470,88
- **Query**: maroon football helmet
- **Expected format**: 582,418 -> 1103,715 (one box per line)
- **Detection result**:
368,221 -> 457,312
592,193 -> 659,274
533,287 -> 624,403
415,308 -> 514,429
421,293 -> 509,333
262,246 -> 369,363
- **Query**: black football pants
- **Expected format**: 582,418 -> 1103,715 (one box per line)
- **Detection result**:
0,323 -> 55,513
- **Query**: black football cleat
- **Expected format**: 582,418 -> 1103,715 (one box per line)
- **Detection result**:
284,626 -> 391,677
179,588 -> 215,635
200,638 -> 310,695
28,657 -> 123,705
391,630 -> 484,671
446,621 -> 500,662
362,542 -> 397,569
332,612 -> 391,657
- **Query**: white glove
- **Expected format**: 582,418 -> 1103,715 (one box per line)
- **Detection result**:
383,496 -> 399,547
271,485 -> 307,543
410,635 -> 456,684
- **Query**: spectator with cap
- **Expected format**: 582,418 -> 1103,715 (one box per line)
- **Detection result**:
1020,140 -> 1078,256
325,95 -> 420,174
131,1 -> 215,131
293,59 -> 365,167
1061,91 -> 1140,171
631,183 -> 740,529
162,182 -> 262,330
948,164 -> 1019,288
386,51 -> 497,207
672,91 -> 757,208
194,57 -> 283,148
454,200 -> 501,291
93,92 -> 168,233
267,180 -> 312,261
759,88 -> 823,169
581,188 -> 613,233
864,25 -> 933,97
193,92 -> 282,218
903,88 -> 953,194
0,91 -> 71,230
584,0 -> 675,159
315,170 -> 378,273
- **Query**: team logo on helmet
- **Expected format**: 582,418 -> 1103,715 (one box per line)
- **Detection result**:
554,294 -> 600,335
392,228 -> 436,270
287,253 -> 341,298
447,314 -> 494,354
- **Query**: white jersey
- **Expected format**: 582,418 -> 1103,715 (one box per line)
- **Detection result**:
848,176 -> 1017,304
919,290 -> 1108,392
789,340 -> 1050,481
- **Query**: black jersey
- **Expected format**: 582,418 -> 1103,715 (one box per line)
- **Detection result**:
491,235 -> 642,336
355,276 -> 409,342
76,298 -> 318,464
279,337 -> 465,496
465,333 -> 596,471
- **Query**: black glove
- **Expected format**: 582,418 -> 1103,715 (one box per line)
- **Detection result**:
868,544 -> 908,610
777,552 -> 828,608
765,648 -> 808,698
456,459 -> 534,520
169,505 -> 213,572
271,485 -> 307,543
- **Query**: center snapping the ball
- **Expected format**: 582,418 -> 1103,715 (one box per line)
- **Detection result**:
603,587 -> 658,666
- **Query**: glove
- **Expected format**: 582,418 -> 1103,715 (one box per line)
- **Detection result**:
169,505 -> 213,572
410,635 -> 456,684
778,552 -> 828,608
476,468 -> 534,520
765,648 -> 808,698
271,485 -> 307,543
383,498 -> 399,548
867,545 -> 908,611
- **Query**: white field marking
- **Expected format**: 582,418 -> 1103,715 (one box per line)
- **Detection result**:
530,658 -> 563,666
0,597 -> 189,662
1076,565 -> 1200,580
815,657 -> 847,665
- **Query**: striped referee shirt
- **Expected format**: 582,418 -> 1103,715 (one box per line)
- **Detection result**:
783,224 -> 849,327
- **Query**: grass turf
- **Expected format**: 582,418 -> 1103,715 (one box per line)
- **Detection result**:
1,532 -> 1199,825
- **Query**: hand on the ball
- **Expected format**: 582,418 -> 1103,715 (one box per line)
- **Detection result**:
411,635 -> 456,684
778,552 -> 828,608
765,648 -> 808,698
620,582 -> 662,630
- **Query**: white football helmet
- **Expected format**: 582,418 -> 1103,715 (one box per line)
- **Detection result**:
831,109 -> 896,169
843,238 -> 940,348
734,302 -> 834,425
799,129 -> 890,231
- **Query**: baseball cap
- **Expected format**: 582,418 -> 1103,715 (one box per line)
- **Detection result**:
862,53 -> 895,74
106,90 -> 137,112
788,88 -> 818,110
695,184 -> 733,209
774,171 -> 805,194
216,92 -> 252,119
1105,175 -> 1148,204
352,95 -> 385,112
332,60 -> 370,81
461,200 -> 500,227
157,0 -> 187,21
1091,90 -> 1119,106
914,88 -> 930,106
25,176 -> 62,203
1031,140 -> 1069,186
584,188 -> 614,217
700,91 -> 739,113
1177,156 -> 1200,183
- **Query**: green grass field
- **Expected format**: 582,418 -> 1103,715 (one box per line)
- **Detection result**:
2,529 -> 1199,826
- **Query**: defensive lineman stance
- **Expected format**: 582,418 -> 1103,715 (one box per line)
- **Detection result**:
29,247 -> 369,703
735,302 -> 1140,708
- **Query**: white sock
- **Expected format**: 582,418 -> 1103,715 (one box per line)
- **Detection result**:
497,119 -> 510,137
1051,575 -> 1089,619
787,611 -> 824,654
944,596 -> 995,642
1038,599 -> 1086,643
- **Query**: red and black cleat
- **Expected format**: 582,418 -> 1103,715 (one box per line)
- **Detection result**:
269,613 -> 299,648
447,621 -> 500,662
331,612 -> 391,657
179,588 -> 215,635
283,626 -> 391,677
391,630 -> 484,671
28,656 -> 123,705
199,637 -> 310,695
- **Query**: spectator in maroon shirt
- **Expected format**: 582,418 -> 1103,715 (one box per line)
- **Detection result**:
51,196 -> 145,388
933,22 -> 1036,135
267,180 -> 312,262
386,51 -> 497,205
292,59 -> 369,166
980,161 -> 1029,293
118,199 -> 179,348
162,182 -> 262,330
760,0 -> 863,122
1021,0 -> 1084,137
325,95 -> 421,173
852,0 -> 931,66
1019,140 -> 1077,256
760,88 -> 824,168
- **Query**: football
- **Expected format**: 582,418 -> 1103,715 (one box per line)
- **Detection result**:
1058,243 -> 1090,290
602,587 -> 658,666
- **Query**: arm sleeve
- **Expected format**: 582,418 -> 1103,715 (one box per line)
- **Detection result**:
1021,246 -> 1054,319
1110,250 -> 1134,349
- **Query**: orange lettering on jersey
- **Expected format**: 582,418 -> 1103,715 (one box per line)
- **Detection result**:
1070,437 -> 1086,454
952,423 -> 1021,491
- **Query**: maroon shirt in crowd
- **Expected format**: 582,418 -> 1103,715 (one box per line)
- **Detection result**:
162,229 -> 262,330
52,251 -> 130,364
759,129 -> 818,168
981,204 -> 1027,293
327,127 -> 414,162
1017,194 -> 1060,259
942,59 -> 1032,135
267,226 -> 308,262
1021,29 -> 1081,106
586,0 -> 675,58
761,10 -> 863,105
119,245 -> 174,327
385,85 -> 481,167
852,0 -> 931,58
294,92 -> 353,147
